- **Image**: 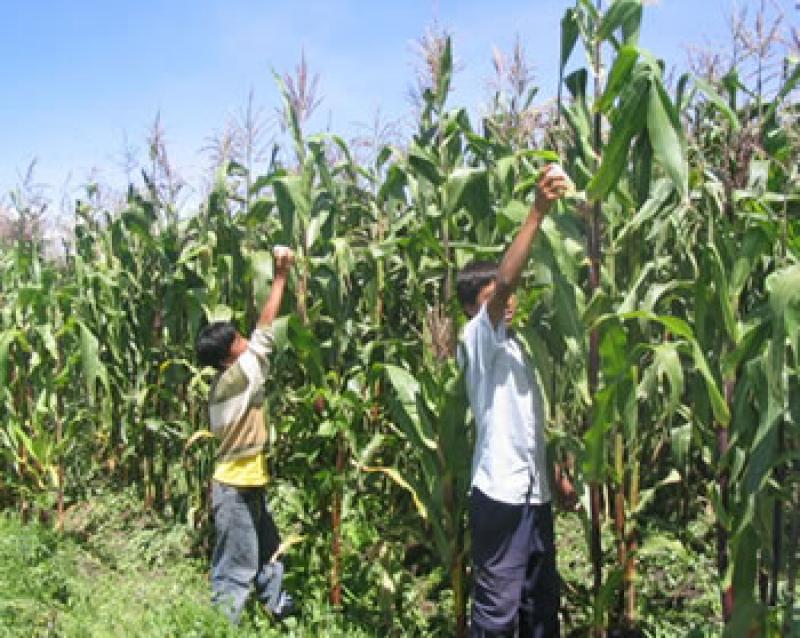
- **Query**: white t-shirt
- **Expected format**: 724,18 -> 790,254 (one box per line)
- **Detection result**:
458,304 -> 551,505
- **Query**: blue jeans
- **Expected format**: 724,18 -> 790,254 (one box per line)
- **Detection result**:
469,488 -> 560,637
210,481 -> 286,623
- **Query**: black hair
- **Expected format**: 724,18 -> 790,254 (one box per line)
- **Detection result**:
196,321 -> 237,370
456,260 -> 498,310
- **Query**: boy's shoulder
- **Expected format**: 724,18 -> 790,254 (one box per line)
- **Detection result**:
461,305 -> 506,346
461,306 -> 488,337
210,363 -> 249,404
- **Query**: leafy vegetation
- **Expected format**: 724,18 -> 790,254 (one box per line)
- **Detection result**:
0,489 -> 723,637
1,1 -> 798,636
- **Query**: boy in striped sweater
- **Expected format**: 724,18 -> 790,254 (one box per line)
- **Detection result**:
196,245 -> 296,624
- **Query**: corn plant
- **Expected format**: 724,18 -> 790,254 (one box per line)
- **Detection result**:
558,0 -> 694,631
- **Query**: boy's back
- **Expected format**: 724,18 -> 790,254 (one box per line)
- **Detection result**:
209,325 -> 273,484
460,304 -> 550,505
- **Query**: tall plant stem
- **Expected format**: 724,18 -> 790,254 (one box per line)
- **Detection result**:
626,459 -> 640,626
56,410 -> 64,531
375,209 -> 385,328
151,308 -> 165,511
718,379 -> 734,622
783,479 -> 800,635
771,190 -> 791,608
614,432 -> 639,630
15,362 -> 31,522
55,348 -> 65,532
452,546 -> 467,638
769,420 -> 784,607
330,435 -> 347,607
143,429 -> 155,510
298,240 -> 309,325
588,4 -> 605,633
614,432 -> 627,625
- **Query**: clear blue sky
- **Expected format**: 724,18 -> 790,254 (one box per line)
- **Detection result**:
1,0 -> 795,208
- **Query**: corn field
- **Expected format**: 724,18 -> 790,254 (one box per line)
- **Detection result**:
1,1 -> 799,636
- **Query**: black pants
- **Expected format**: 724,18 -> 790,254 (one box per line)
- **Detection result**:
469,488 -> 560,637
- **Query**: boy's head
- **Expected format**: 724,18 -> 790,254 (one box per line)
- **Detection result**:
196,321 -> 248,370
456,260 -> 517,323
456,260 -> 498,317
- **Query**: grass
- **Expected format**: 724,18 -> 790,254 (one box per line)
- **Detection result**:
0,487 -> 731,638
0,487 -> 427,638
0,492 -> 235,638
555,505 -> 722,637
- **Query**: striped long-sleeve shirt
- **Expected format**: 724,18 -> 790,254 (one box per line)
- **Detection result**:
209,326 -> 273,486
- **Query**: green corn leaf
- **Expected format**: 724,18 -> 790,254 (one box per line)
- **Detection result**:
724,523 -> 762,638
496,156 -> 517,188
597,0 -> 642,46
444,168 -> 487,215
36,325 -> 58,363
723,597 -> 764,638
384,364 -> 436,451
375,145 -> 392,168
743,400 -> 780,496
565,68 -> 589,110
558,7 -> 580,112
286,315 -> 324,384
407,144 -> 444,186
435,37 -> 453,112
499,201 -> 529,229
611,310 -> 730,426
670,423 -> 692,474
247,250 -> 274,309
588,76 -> 649,201
203,304 -> 233,323
647,344 -> 684,417
78,322 -> 103,406
632,129 -> 652,216
273,175 -> 310,243
764,59 -> 800,122
723,319 -> 770,380
561,101 -> 595,165
692,75 -> 741,131
0,329 -> 18,388
741,264 -> 800,496
675,72 -> 691,111
305,209 -> 329,250
704,244 -> 737,343
560,8 -> 580,74
596,45 -> 640,113
646,80 -> 688,201
360,465 -> 430,522
583,385 -> 615,482
600,321 -> 628,380
436,368 -> 470,464
378,165 -> 408,205
766,263 -> 800,400
634,469 -> 681,514
730,226 -> 772,300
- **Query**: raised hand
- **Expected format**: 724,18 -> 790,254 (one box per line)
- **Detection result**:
534,164 -> 571,215
273,245 -> 295,274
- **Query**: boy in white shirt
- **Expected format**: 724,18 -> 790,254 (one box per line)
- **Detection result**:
457,166 -> 571,637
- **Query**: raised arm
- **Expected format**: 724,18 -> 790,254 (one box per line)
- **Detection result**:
258,245 -> 295,328
486,165 -> 568,327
